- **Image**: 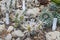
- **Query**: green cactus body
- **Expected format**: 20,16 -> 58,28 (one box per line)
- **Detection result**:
39,10 -> 53,27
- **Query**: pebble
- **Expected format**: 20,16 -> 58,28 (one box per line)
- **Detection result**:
46,31 -> 60,40
26,8 -> 40,17
12,30 -> 24,37
5,34 -> 12,40
7,26 -> 14,33
0,24 -> 5,34
16,38 -> 21,40
0,38 -> 2,40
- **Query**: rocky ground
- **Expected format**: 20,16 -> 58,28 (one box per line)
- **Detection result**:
0,0 -> 60,40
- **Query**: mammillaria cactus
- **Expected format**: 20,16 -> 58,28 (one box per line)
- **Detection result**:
39,10 -> 53,27
49,3 -> 57,11
55,13 -> 60,24
49,3 -> 60,24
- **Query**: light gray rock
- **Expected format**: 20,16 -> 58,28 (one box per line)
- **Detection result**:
0,24 -> 5,34
26,8 -> 40,17
16,38 -> 21,40
46,31 -> 60,40
12,30 -> 24,37
7,26 -> 14,32
0,38 -> 3,40
5,34 -> 12,40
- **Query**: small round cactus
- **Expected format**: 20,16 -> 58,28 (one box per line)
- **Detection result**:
39,11 -> 53,27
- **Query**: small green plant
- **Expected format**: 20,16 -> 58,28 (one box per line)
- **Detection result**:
14,13 -> 24,28
14,13 -> 19,28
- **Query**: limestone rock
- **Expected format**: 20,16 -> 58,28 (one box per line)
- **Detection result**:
12,30 -> 24,37
26,8 -> 40,17
7,26 -> 14,32
5,34 -> 12,40
46,31 -> 60,40
0,24 -> 5,34
16,38 -> 21,40
0,38 -> 3,40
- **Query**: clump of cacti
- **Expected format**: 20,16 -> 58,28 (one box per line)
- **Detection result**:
49,2 -> 60,24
